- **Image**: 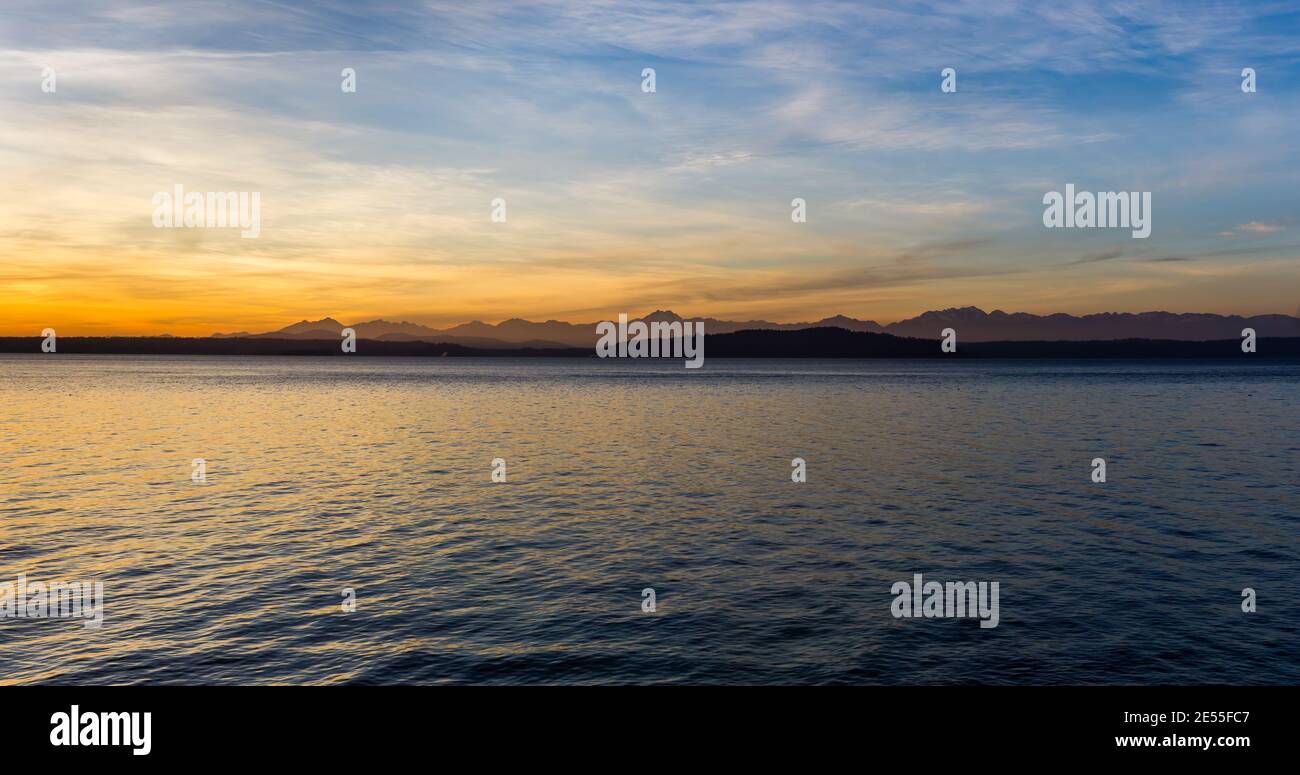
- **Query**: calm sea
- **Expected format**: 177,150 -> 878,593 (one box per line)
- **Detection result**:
1,355 -> 1297,684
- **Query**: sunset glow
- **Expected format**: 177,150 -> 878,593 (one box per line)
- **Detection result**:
2,2 -> 1297,335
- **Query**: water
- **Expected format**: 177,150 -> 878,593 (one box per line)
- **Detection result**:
1,355 -> 1296,684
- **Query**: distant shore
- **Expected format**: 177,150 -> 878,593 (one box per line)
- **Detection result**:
4,328 -> 1299,358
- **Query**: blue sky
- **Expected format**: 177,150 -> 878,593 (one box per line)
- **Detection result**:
1,1 -> 1298,333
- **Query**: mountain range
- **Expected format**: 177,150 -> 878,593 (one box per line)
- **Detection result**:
211,307 -> 1300,346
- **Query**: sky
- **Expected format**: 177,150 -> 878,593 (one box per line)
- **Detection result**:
1,0 -> 1298,335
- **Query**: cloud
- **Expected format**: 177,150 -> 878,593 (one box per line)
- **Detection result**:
1218,221 -> 1289,237
667,150 -> 756,173
1235,221 -> 1285,234
1065,247 -> 1126,265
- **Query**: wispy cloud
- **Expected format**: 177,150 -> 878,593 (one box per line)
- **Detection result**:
1232,221 -> 1286,235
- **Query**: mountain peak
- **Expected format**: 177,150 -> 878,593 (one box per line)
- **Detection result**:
642,310 -> 683,322
276,317 -> 345,334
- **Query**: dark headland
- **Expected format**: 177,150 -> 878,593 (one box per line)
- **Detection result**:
3,328 -> 1298,358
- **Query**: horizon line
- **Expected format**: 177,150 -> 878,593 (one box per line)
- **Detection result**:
8,304 -> 1299,339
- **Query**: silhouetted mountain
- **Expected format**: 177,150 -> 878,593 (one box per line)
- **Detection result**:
207,308 -> 1299,347
438,317 -> 586,344
213,317 -> 445,340
374,332 -> 572,349
354,319 -> 446,339
214,309 -> 888,347
812,314 -> 885,332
